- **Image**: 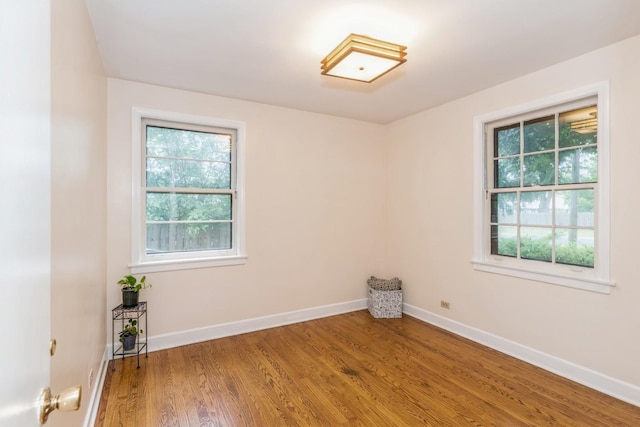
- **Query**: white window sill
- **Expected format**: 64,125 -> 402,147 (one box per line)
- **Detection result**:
130,255 -> 247,274
472,259 -> 615,294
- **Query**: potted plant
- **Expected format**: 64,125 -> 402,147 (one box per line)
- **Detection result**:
117,274 -> 152,308
119,319 -> 142,351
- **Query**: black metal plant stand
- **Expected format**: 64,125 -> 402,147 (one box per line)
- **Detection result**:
111,301 -> 148,370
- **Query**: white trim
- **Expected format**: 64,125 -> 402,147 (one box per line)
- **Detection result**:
472,81 -> 613,293
82,348 -> 109,427
403,303 -> 640,408
130,255 -> 247,274
130,107 -> 247,272
107,298 -> 367,357
472,259 -> 614,294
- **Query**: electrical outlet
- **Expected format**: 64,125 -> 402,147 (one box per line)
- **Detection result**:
440,300 -> 450,309
88,368 -> 94,388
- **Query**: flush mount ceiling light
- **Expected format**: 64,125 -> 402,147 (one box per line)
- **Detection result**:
320,33 -> 407,83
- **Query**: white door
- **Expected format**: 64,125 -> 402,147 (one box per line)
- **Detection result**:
0,1 -> 52,425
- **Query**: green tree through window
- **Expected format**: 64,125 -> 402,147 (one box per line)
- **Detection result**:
144,123 -> 235,254
490,105 -> 597,268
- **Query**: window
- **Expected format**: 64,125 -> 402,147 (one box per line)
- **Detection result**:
130,109 -> 246,273
473,83 -> 613,293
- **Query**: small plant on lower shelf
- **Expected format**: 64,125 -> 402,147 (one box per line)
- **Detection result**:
119,319 -> 142,351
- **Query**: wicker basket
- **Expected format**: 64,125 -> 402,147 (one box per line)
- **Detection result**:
368,286 -> 402,318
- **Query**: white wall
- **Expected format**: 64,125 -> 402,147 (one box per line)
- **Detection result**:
386,35 -> 640,386
107,80 -> 387,337
50,0 -> 107,425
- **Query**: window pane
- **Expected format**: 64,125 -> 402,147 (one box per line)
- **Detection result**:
524,115 -> 554,153
146,193 -> 231,221
146,126 -> 231,162
520,227 -> 552,262
491,225 -> 517,257
555,190 -> 594,227
520,191 -> 552,225
491,192 -> 517,223
558,147 -> 597,184
495,124 -> 520,157
494,157 -> 520,188
523,152 -> 554,186
147,157 -> 231,189
146,222 -> 231,253
555,229 -> 594,267
559,106 -> 597,148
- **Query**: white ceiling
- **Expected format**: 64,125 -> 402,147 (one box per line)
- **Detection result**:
86,0 -> 640,124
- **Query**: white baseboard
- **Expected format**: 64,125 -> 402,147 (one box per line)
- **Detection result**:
98,299 -> 639,414
403,303 -> 640,408
83,348 -> 109,427
106,298 -> 368,357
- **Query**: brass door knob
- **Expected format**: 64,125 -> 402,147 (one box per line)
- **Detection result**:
39,385 -> 82,424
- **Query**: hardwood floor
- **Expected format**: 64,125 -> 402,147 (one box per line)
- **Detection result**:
95,310 -> 640,426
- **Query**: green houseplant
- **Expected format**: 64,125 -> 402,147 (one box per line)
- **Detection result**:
119,319 -> 142,351
117,274 -> 152,308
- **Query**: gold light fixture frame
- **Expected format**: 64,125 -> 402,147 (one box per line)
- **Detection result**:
321,33 -> 407,83
570,112 -> 598,134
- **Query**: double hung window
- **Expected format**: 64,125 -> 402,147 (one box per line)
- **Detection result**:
490,100 -> 597,267
473,83 -> 612,293
131,110 -> 246,273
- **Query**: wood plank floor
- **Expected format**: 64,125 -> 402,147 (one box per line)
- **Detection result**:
95,310 -> 640,426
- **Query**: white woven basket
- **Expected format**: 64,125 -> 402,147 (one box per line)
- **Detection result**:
367,286 -> 402,318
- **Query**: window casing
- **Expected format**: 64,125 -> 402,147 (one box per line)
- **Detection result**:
130,109 -> 246,273
472,83 -> 613,293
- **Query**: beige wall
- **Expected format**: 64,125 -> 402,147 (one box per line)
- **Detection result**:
107,79 -> 387,336
50,0 -> 107,425
386,35 -> 640,386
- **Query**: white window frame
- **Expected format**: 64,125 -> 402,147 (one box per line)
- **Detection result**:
130,107 -> 246,273
472,82 -> 614,294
